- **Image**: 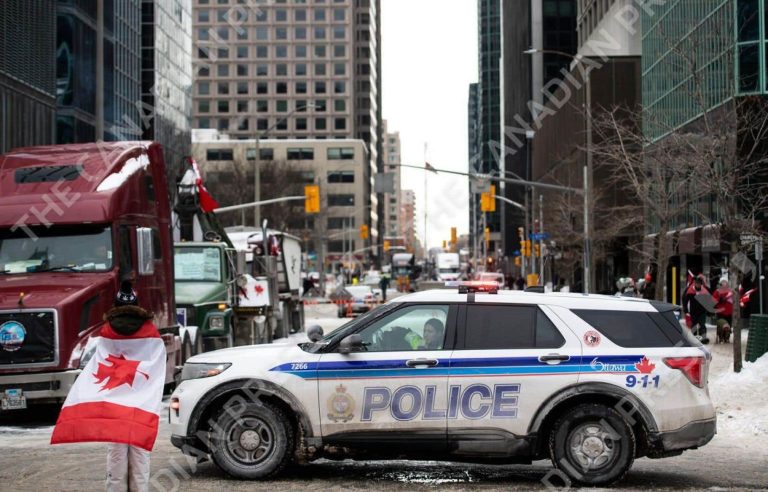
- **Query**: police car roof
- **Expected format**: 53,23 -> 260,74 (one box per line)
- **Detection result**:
389,289 -> 658,312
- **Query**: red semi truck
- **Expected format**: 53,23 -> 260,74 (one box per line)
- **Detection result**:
0,141 -> 181,411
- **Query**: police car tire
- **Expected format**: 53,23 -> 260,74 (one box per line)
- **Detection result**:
211,401 -> 294,479
549,403 -> 635,487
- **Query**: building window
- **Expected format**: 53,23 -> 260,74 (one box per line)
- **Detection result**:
199,118 -> 210,128
296,100 -> 308,111
328,194 -> 355,206
296,118 -> 308,131
296,81 -> 307,94
334,81 -> 346,94
237,46 -> 248,59
198,65 -> 210,77
334,99 -> 346,111
315,118 -> 327,130
276,120 -> 288,131
333,45 -> 346,58
199,82 -> 210,95
217,64 -> 229,77
328,171 -> 354,183
257,100 -> 268,112
198,10 -> 210,22
287,148 -> 314,160
295,9 -> 307,21
296,45 -> 307,57
276,27 -> 288,40
276,9 -> 287,21
327,147 -> 354,160
246,148 -> 257,160
276,100 -> 288,112
256,27 -> 268,40
198,28 -> 210,40
237,100 -> 248,112
206,149 -> 234,161
257,82 -> 268,94
259,148 -> 274,160
333,26 -> 345,39
276,45 -> 288,58
328,217 -> 354,229
276,63 -> 288,76
333,8 -> 345,21
315,81 -> 327,94
334,117 -> 346,130
198,100 -> 210,113
314,8 -> 326,21
334,63 -> 346,76
256,46 -> 268,58
315,99 -> 327,111
237,64 -> 248,76
218,82 -> 229,94
256,64 -> 268,76
217,47 -> 229,59
238,118 -> 249,131
218,101 -> 229,113
315,45 -> 327,57
276,82 -> 288,94
237,82 -> 248,94
257,119 -> 268,130
296,63 -> 307,76
218,119 -> 228,131
296,27 -> 307,39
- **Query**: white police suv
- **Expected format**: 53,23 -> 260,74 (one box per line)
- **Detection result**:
169,285 -> 716,486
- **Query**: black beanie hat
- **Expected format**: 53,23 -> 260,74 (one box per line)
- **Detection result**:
115,280 -> 138,306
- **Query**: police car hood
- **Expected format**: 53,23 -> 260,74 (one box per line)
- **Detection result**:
186,342 -> 301,365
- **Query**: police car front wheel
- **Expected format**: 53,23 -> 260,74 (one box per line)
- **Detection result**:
211,401 -> 294,479
549,403 -> 635,487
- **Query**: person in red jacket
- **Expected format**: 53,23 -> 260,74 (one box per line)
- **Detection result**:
683,275 -> 710,341
713,279 -> 734,325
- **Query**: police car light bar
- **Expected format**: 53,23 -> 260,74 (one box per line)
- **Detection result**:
454,281 -> 499,294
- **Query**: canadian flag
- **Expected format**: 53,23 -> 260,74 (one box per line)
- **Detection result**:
189,157 -> 219,213
50,323 -> 166,451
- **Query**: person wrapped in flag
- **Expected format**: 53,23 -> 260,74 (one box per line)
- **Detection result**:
51,281 -> 165,492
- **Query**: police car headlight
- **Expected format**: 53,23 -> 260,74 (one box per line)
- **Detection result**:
209,315 -> 225,329
181,363 -> 231,381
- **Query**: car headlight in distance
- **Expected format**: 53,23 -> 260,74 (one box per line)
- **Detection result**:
181,362 -> 231,382
209,315 -> 225,329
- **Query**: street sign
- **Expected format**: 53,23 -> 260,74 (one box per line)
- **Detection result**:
740,233 -> 762,245
530,232 -> 550,241
731,252 -> 757,277
756,241 -> 764,261
470,179 -> 491,194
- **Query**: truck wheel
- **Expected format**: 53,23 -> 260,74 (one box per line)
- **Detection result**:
549,403 -> 635,487
211,401 -> 294,479
193,331 -> 205,355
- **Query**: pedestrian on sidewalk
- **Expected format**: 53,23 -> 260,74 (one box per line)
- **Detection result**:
51,281 -> 165,492
713,278 -> 734,325
683,275 -> 711,342
379,274 -> 390,302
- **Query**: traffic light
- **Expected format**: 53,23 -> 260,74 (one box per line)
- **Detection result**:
523,240 -> 532,257
484,227 -> 491,246
383,240 -> 390,252
514,256 -> 522,267
442,239 -> 447,249
534,243 -> 541,258
480,185 -> 496,212
450,227 -> 457,247
304,185 -> 320,213
360,224 -> 369,240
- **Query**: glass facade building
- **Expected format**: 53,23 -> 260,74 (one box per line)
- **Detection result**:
642,0 -> 733,141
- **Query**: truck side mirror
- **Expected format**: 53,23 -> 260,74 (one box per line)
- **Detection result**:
306,325 -> 324,342
136,227 -> 154,276
338,334 -> 364,354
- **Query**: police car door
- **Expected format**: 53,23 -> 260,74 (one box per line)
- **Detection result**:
317,304 -> 456,452
447,302 -> 581,457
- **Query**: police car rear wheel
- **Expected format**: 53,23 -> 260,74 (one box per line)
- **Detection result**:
211,401 -> 294,479
549,403 -> 635,487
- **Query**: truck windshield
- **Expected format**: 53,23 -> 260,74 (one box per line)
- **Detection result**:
0,225 -> 113,273
174,247 -> 222,282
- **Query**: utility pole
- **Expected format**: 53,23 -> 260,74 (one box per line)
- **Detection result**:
539,194 -> 544,283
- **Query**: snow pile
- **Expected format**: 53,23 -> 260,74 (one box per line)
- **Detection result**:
709,353 -> 768,438
96,154 -> 150,192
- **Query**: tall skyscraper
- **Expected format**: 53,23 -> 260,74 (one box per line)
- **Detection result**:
0,0 -> 56,154
56,0 -> 143,143
467,82 -> 481,258
381,120 -> 401,240
141,0 -> 193,181
191,0 -> 381,248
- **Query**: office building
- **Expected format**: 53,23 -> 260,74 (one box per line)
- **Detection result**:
141,0 -> 194,180
56,0 -> 142,143
400,189 -> 417,254
381,120 -> 401,241
467,82 -> 482,259
0,0 -> 56,153
192,129 -> 369,268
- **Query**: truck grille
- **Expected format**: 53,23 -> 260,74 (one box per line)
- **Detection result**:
0,311 -> 56,366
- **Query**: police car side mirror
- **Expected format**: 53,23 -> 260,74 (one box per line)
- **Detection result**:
338,334 -> 364,354
307,324 -> 324,342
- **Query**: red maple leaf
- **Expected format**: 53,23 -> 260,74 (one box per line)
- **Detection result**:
93,354 -> 149,392
255,284 -> 264,295
635,357 -> 656,374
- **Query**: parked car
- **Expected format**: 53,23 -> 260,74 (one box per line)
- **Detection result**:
475,272 -> 505,289
331,285 -> 377,317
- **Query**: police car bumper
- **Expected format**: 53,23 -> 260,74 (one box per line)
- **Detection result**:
651,417 -> 716,453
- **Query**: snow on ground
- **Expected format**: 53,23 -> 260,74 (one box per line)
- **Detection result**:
709,350 -> 768,440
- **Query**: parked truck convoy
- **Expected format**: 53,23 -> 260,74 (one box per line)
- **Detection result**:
0,142 -> 182,411
435,252 -> 460,281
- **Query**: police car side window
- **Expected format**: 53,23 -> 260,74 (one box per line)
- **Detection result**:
355,304 -> 449,352
464,306 -> 565,349
572,310 -> 676,347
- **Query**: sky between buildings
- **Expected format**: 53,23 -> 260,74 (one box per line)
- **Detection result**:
382,0 -> 477,249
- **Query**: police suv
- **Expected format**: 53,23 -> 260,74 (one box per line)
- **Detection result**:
169,285 -> 716,486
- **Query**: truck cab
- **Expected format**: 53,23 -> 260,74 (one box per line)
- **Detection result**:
174,242 -> 236,357
0,142 -> 180,410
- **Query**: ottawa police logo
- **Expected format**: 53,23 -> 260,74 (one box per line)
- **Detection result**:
327,384 -> 355,423
0,321 -> 26,352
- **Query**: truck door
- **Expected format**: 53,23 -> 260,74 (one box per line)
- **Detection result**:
447,304 -> 582,457
317,304 -> 457,452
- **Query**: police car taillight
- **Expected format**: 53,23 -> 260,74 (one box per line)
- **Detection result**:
456,281 -> 498,294
664,357 -> 705,388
